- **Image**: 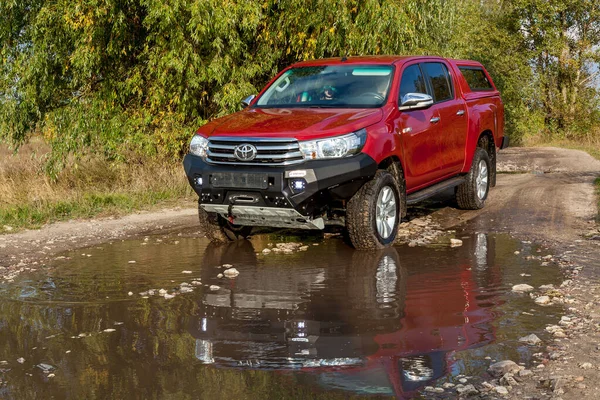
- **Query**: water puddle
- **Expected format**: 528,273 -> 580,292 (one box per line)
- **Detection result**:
0,232 -> 565,399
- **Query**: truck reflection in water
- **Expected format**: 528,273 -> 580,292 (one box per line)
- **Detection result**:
189,237 -> 498,397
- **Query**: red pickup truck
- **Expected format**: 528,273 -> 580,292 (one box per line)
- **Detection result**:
183,56 -> 507,250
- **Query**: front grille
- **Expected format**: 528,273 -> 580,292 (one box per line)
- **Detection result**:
206,137 -> 304,166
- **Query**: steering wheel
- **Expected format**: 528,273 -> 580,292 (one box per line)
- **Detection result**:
360,92 -> 385,102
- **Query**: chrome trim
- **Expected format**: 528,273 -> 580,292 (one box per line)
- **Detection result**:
206,137 -> 304,166
209,136 -> 298,142
241,95 -> 256,108
209,143 -> 299,151
205,158 -> 305,166
398,93 -> 434,111
254,151 -> 302,160
200,204 -> 324,230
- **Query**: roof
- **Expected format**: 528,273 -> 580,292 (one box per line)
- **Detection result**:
290,55 -> 445,68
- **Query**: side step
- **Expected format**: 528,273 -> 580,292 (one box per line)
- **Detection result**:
406,176 -> 465,205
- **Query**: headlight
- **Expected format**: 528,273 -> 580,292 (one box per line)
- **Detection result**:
190,134 -> 209,157
299,129 -> 367,160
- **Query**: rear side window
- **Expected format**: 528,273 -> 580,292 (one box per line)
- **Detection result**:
459,67 -> 493,91
423,62 -> 453,102
399,64 -> 428,101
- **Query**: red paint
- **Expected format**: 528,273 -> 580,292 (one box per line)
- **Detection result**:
196,56 -> 504,193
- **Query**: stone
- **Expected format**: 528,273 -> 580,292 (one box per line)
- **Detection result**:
499,373 -> 518,386
181,270 -> 193,274
495,386 -> 509,395
217,273 -> 223,279
36,363 -> 56,373
223,268 -> 240,278
535,296 -> 551,305
158,289 -> 167,295
459,378 -> 468,384
518,369 -> 533,377
550,376 -> 565,390
450,238 -> 463,247
579,362 -> 593,369
512,284 -> 534,292
128,291 -> 133,296
128,260 -> 136,264
456,384 -> 478,396
209,285 -> 220,291
262,248 -> 271,254
488,360 -> 521,377
103,328 -> 116,333
519,334 -> 542,345
17,357 -> 25,364
163,294 -> 175,300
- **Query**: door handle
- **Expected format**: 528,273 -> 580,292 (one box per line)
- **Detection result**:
456,110 -> 465,116
430,117 -> 440,124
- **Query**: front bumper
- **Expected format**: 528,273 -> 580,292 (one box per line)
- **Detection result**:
183,153 -> 377,229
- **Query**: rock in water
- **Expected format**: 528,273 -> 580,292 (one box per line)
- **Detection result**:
223,268 -> 240,278
488,360 -> 520,377
512,284 -> 534,292
519,334 -> 542,345
450,238 -> 463,247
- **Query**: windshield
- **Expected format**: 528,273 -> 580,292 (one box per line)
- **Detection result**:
256,65 -> 394,108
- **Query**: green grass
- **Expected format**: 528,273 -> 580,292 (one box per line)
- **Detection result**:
0,189 -> 194,233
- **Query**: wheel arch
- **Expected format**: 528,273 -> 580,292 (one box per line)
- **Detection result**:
378,156 -> 407,218
477,130 -> 496,187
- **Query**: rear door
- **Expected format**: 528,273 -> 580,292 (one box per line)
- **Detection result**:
421,62 -> 468,176
395,63 -> 444,190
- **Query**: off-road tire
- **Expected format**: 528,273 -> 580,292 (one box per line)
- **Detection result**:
198,204 -> 252,243
346,170 -> 401,251
455,147 -> 491,210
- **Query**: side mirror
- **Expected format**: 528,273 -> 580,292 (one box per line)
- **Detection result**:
398,93 -> 433,111
241,95 -> 256,108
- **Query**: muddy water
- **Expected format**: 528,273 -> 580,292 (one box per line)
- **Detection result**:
0,232 -> 564,399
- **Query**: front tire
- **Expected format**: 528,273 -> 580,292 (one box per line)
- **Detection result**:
346,170 -> 401,250
198,204 -> 252,243
455,147 -> 491,210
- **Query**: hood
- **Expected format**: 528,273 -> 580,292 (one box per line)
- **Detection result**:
199,108 -> 384,141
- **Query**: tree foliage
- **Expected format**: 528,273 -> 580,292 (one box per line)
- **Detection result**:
0,0 -> 598,175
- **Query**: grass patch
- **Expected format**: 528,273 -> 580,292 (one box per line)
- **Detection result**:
0,138 -> 195,233
523,137 -> 600,160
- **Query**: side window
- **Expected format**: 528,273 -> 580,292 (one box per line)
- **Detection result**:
398,64 -> 428,102
459,67 -> 493,91
423,62 -> 453,103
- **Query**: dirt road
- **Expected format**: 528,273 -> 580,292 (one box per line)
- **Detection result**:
0,147 -> 599,399
2,147 -> 597,271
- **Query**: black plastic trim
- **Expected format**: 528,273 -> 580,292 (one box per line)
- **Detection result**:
183,153 -> 378,217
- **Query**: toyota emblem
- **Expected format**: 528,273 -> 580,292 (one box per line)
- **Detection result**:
233,144 -> 257,161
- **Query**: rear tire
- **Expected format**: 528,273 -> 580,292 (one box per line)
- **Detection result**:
455,147 -> 491,210
198,204 -> 252,243
346,170 -> 401,250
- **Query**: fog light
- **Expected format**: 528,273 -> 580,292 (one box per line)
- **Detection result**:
289,178 -> 306,193
194,176 -> 203,186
